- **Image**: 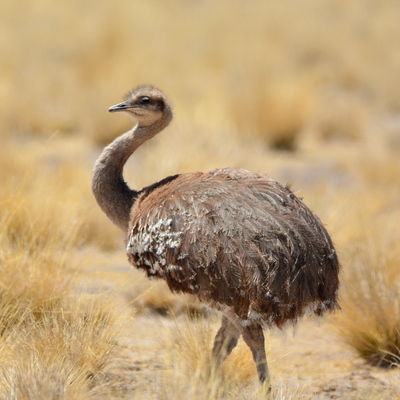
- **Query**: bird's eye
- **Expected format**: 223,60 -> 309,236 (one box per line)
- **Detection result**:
139,96 -> 150,104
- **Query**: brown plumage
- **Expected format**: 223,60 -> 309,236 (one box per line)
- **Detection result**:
92,85 -> 340,386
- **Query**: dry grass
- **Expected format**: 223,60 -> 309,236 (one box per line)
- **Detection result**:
123,280 -> 207,317
0,236 -> 131,399
0,293 -> 130,400
0,183 -> 131,398
146,317 -> 303,400
2,0 -> 400,143
334,209 -> 400,367
0,141 -> 129,398
1,0 -> 400,398
0,137 -> 120,252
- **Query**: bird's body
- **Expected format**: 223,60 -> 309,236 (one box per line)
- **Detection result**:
92,85 -> 340,387
128,168 -> 338,328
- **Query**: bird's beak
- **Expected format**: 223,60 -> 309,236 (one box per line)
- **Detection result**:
108,101 -> 132,112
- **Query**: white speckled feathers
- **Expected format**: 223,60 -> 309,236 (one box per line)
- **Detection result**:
127,168 -> 339,327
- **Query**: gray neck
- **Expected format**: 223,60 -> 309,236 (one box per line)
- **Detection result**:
91,116 -> 170,232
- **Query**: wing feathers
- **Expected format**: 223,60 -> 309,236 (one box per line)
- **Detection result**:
127,169 -> 340,327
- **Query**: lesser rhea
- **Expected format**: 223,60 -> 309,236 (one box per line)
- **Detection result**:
91,85 -> 340,386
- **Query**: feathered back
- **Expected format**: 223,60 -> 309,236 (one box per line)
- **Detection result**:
127,168 -> 339,327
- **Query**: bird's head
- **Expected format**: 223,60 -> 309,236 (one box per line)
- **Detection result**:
108,86 -> 172,127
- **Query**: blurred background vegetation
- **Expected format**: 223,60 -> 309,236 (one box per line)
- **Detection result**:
2,0 -> 400,144
1,0 -> 400,398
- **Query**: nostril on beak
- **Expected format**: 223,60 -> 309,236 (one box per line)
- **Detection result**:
108,102 -> 129,112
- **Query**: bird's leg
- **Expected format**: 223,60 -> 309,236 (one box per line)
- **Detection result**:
241,323 -> 270,386
211,315 -> 240,373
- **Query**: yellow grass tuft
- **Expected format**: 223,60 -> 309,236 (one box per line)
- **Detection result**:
334,217 -> 400,367
0,293 -> 130,399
